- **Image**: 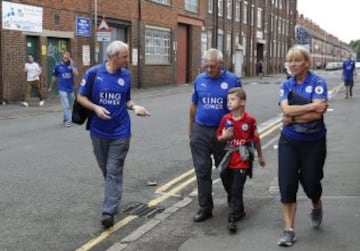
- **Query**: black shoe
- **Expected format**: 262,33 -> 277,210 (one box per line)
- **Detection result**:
233,210 -> 246,222
227,215 -> 237,233
101,213 -> 114,229
227,221 -> 237,233
193,209 -> 212,222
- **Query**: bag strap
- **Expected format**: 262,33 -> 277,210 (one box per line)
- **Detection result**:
87,65 -> 100,99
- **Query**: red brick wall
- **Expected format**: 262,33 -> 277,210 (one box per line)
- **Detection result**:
0,0 -> 206,101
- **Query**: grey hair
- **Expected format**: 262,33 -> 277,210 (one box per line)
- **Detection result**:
106,40 -> 129,57
204,48 -> 223,63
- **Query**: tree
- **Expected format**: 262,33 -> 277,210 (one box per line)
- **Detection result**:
349,40 -> 360,61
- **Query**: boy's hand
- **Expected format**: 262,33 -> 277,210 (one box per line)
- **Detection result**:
221,127 -> 233,140
258,156 -> 266,167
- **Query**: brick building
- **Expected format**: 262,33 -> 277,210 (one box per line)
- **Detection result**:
296,14 -> 353,69
0,0 -> 298,102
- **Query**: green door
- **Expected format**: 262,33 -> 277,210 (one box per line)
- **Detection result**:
47,38 -> 67,94
26,36 -> 39,97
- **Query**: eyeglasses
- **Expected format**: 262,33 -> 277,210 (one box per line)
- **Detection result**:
203,64 -> 219,70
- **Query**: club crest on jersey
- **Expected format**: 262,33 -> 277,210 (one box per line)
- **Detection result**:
80,79 -> 86,86
118,78 -> 125,86
241,123 -> 249,131
280,89 -> 284,97
315,86 -> 324,94
305,86 -> 313,93
221,82 -> 229,89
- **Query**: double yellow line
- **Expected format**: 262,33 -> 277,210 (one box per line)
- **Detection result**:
76,119 -> 282,250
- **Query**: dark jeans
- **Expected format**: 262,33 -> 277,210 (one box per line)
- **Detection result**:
221,168 -> 247,215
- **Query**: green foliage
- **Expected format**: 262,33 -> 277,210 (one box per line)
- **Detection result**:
349,40 -> 360,61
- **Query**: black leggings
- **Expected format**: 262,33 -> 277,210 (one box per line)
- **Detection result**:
278,134 -> 326,204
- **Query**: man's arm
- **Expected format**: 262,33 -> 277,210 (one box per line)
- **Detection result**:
189,103 -> 197,137
48,76 -> 57,91
126,100 -> 150,116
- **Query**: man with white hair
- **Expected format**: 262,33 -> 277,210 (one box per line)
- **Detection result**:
77,40 -> 150,229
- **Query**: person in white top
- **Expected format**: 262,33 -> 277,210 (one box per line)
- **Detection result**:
21,54 -> 44,107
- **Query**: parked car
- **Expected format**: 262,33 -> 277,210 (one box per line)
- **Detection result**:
325,62 -> 341,71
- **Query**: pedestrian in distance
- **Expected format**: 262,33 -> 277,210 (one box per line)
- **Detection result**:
189,48 -> 242,223
77,40 -> 150,229
277,45 -> 328,247
21,53 -> 44,107
342,53 -> 356,99
48,51 -> 79,127
256,59 -> 264,79
216,87 -> 265,233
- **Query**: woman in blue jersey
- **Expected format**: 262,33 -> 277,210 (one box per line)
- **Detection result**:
189,48 -> 242,223
77,41 -> 150,229
277,45 -> 328,246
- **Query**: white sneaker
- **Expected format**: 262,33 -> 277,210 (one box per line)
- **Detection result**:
20,102 -> 29,107
39,100 -> 45,106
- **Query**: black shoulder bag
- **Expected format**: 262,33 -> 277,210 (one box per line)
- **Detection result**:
72,66 -> 99,129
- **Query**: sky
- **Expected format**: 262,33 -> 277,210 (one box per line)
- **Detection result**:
297,0 -> 358,43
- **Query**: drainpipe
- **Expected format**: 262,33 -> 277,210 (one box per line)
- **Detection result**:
137,0 -> 142,88
94,0 -> 98,64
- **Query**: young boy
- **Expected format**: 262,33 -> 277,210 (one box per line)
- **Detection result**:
217,87 -> 266,233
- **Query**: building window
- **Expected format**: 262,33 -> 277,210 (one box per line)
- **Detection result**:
226,33 -> 232,56
251,5 -> 254,26
217,29 -> 224,52
149,0 -> 170,5
257,8 -> 262,29
227,0 -> 232,20
208,0 -> 213,13
235,0 -> 241,21
185,0 -> 198,13
243,1 -> 248,24
218,0 -> 223,17
145,26 -> 171,64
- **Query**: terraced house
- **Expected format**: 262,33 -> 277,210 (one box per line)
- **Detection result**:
0,0 -> 297,102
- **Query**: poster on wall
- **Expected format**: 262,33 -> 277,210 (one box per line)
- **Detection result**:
2,1 -> 43,32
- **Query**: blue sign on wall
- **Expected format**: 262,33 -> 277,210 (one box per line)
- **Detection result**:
76,17 -> 91,37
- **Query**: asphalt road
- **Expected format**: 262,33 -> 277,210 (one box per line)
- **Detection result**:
0,71 -> 359,251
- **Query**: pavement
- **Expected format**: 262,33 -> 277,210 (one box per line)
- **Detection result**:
2,73 -> 359,250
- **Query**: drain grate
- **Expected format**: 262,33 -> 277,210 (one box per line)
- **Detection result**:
122,202 -> 165,218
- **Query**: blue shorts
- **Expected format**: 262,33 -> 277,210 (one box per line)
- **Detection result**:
278,134 -> 326,204
344,79 -> 354,86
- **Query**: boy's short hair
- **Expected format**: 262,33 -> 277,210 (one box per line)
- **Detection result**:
228,87 -> 246,100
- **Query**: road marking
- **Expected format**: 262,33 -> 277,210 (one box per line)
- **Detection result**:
78,108 -> 332,250
155,168 -> 194,193
76,215 -> 138,251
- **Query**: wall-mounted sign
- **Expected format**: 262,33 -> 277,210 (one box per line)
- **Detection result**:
96,18 -> 111,42
76,17 -> 91,37
2,1 -> 43,32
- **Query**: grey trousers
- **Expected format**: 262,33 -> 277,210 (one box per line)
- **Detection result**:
91,135 -> 130,215
190,123 -> 225,211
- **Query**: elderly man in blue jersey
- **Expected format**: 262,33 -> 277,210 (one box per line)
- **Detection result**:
48,51 -> 79,127
189,48 -> 242,222
277,45 -> 328,247
342,53 -> 356,99
76,41 -> 150,229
